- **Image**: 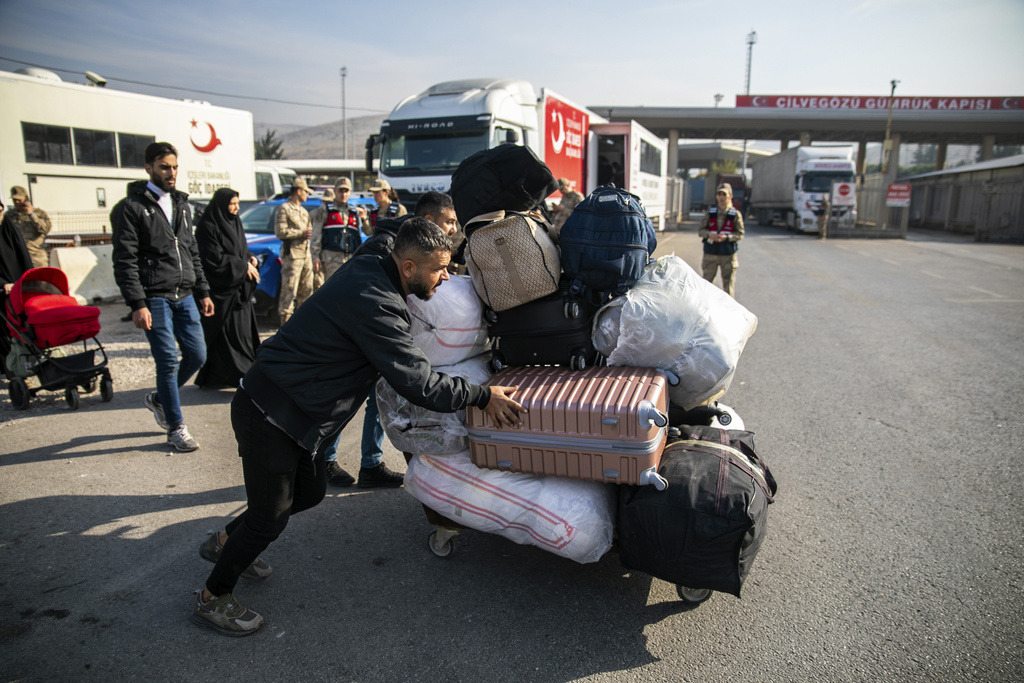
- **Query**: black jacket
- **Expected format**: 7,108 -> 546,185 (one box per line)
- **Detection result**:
242,253 -> 490,454
353,215 -> 407,258
111,180 -> 210,310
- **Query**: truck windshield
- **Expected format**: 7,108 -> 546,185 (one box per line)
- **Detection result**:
382,131 -> 489,175
802,172 -> 854,193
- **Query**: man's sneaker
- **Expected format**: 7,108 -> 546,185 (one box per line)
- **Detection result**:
327,460 -> 355,487
358,463 -> 404,489
190,591 -> 264,637
144,392 -> 169,430
167,425 -> 200,452
199,531 -> 272,581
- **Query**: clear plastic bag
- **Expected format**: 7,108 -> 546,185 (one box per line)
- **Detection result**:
405,450 -> 616,564
376,354 -> 491,456
407,275 -> 491,366
593,255 -> 757,409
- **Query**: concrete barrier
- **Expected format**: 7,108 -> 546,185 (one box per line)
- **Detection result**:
49,245 -> 120,303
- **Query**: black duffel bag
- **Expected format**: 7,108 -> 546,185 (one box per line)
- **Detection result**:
618,426 -> 777,598
449,144 -> 558,227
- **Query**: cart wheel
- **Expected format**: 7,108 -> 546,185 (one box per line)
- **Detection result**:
676,585 -> 713,605
80,378 -> 97,394
9,377 -> 30,410
427,530 -> 455,559
100,375 -> 114,402
65,385 -> 80,410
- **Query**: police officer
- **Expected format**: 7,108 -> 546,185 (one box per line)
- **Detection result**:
368,179 -> 407,228
3,186 -> 52,269
698,183 -> 745,298
310,178 -> 370,286
274,178 -> 316,324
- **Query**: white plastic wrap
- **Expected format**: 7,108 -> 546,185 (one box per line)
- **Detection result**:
405,450 -> 616,564
377,355 -> 491,456
593,255 -> 757,409
407,275 -> 490,366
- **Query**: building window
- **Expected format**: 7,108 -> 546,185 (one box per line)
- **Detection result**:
22,122 -> 73,165
74,128 -> 117,167
118,133 -> 155,168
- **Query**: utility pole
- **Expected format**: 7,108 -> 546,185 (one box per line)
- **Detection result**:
882,79 -> 899,175
340,66 -> 348,158
714,93 -> 723,108
741,30 -> 757,175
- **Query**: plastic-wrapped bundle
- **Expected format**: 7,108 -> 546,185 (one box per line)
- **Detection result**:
408,275 -> 490,366
377,355 -> 491,455
592,255 -> 757,409
405,449 -> 616,564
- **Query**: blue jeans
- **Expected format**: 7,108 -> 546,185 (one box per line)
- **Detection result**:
324,395 -> 384,469
143,296 -> 206,429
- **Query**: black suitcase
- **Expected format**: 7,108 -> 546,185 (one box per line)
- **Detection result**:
617,426 -> 777,601
486,279 -> 603,371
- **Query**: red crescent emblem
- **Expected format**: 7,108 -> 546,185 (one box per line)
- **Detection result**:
190,122 -> 222,153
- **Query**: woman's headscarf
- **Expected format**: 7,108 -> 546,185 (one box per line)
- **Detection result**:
202,187 -> 241,233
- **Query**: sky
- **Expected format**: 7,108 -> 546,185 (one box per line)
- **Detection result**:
1,0 -> 1022,130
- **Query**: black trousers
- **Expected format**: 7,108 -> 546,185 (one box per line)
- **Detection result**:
205,389 -> 327,596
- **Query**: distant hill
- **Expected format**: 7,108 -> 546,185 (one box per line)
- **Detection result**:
255,114 -> 386,159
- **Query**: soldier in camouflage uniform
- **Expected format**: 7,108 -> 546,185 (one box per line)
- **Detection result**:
3,186 -> 52,269
549,177 -> 584,237
310,178 -> 370,288
274,178 -> 315,324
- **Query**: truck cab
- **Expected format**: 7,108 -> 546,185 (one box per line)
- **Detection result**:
793,159 -> 856,232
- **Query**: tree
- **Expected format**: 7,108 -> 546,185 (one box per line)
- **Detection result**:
255,130 -> 284,160
709,159 -> 738,176
911,144 -> 937,166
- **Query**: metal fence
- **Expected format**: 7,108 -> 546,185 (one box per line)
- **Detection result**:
834,174 -> 907,238
44,211 -> 113,247
909,174 -> 1024,243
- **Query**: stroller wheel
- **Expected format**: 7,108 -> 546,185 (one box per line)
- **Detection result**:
100,374 -> 113,402
64,385 -> 80,410
8,378 -> 30,410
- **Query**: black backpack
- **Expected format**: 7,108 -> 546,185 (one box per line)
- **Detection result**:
558,186 -> 657,297
449,144 -> 559,226
617,426 -> 777,598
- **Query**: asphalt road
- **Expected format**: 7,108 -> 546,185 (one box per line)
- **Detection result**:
1,224 -> 1022,682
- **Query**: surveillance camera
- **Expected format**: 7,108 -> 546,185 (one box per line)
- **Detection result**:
84,71 -> 107,87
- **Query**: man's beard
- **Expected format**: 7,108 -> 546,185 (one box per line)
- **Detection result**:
408,275 -> 436,301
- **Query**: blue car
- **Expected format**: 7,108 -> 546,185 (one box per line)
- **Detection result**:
242,196 -> 376,321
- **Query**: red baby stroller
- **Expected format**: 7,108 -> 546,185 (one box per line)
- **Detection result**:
2,267 -> 112,410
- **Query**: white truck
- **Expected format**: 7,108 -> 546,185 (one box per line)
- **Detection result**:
365,78 -> 668,229
750,145 -> 857,232
0,67 -> 259,236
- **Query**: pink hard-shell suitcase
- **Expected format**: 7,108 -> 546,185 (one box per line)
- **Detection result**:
466,366 -> 670,489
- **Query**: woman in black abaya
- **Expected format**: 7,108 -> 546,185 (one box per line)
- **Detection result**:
194,187 -> 262,388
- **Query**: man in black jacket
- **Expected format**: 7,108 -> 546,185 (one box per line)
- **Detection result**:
191,217 -> 524,637
111,142 -> 213,451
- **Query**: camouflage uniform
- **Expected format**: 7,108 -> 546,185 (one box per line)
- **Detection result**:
274,201 -> 314,322
550,189 -> 583,236
2,207 -> 52,269
310,203 -> 371,285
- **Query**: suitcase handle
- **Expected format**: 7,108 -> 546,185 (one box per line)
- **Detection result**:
638,401 -> 668,428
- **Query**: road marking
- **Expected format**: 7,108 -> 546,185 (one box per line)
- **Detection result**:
882,259 -> 900,266
967,286 -> 1006,298
945,298 -> 1024,303
921,270 -> 945,279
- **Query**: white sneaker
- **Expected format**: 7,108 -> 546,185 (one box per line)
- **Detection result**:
144,392 -> 169,430
168,425 -> 199,452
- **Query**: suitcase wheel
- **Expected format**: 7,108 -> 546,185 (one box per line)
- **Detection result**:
676,585 -> 713,605
484,308 -> 498,325
563,300 -> 581,320
489,353 -> 505,373
569,351 -> 587,371
427,529 -> 457,559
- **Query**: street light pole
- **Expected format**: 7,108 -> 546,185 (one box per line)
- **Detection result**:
882,79 -> 899,175
340,66 -> 348,159
741,30 -> 757,175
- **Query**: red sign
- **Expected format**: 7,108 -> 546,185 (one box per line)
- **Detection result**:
544,95 -> 589,196
832,181 -> 856,207
886,183 -> 912,208
735,95 -> 1023,111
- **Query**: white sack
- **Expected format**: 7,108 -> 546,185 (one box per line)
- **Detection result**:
593,254 -> 757,409
405,450 -> 616,564
407,275 -> 490,366
377,355 -> 491,456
